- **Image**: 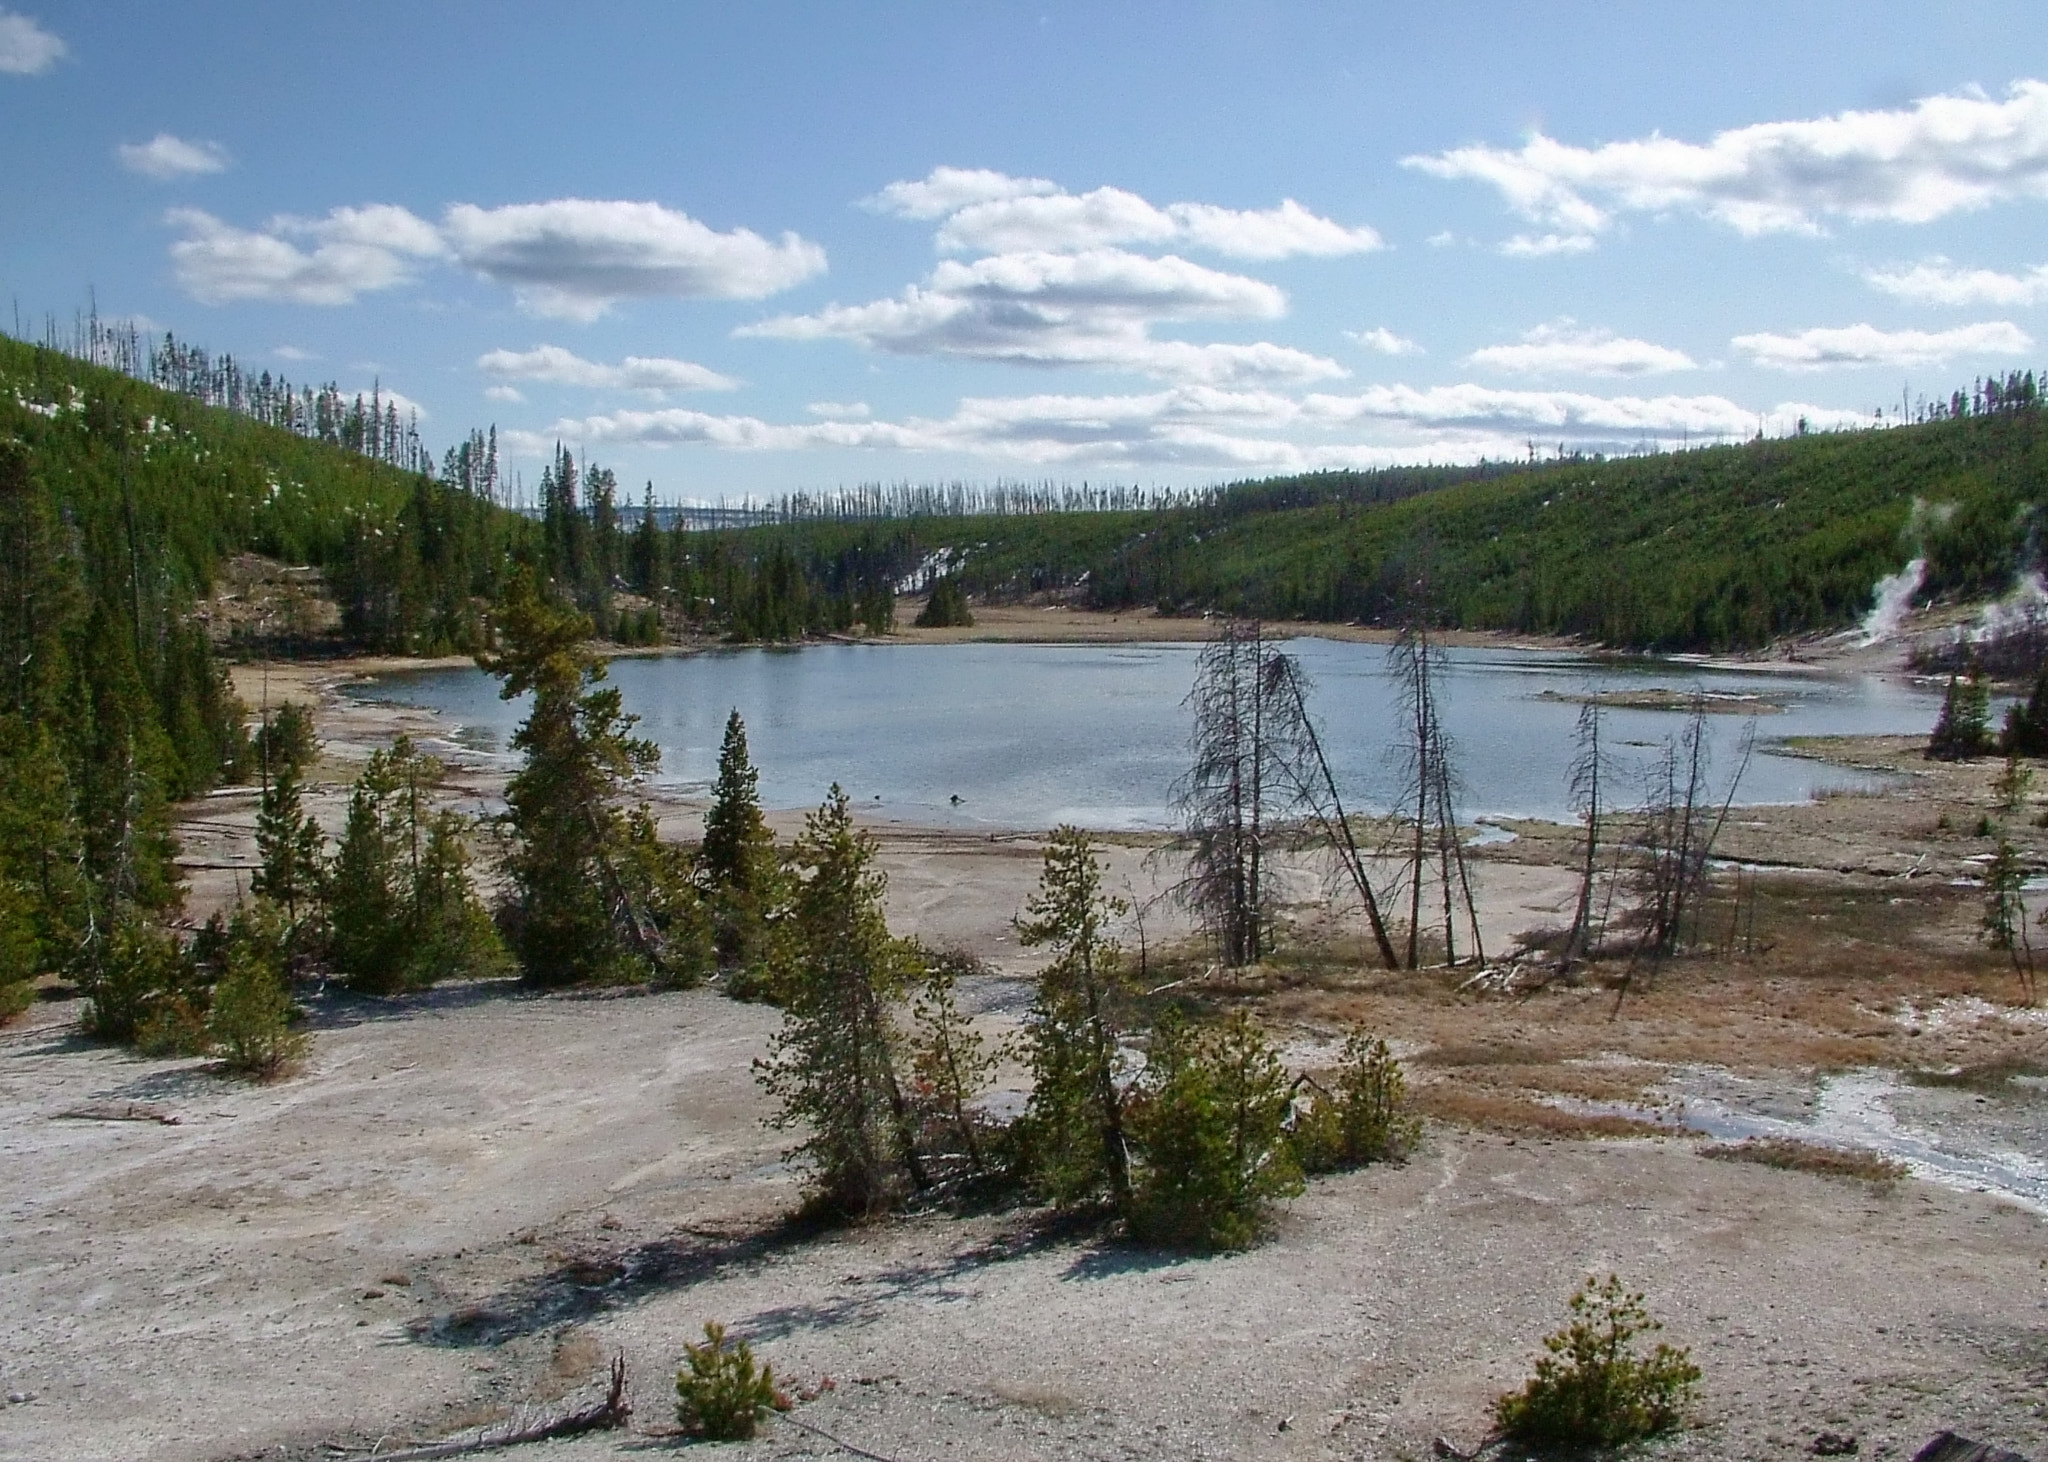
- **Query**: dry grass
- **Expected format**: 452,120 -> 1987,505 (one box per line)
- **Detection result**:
1701,1138 -> 1908,1185
1411,1085 -> 1674,1139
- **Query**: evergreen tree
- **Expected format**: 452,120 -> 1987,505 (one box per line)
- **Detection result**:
1126,1009 -> 1302,1251
699,709 -> 780,977
914,575 -> 974,628
907,947 -> 995,1172
328,736 -> 503,991
481,569 -> 662,985
1928,670 -> 1994,760
253,756 -> 325,937
755,786 -> 925,1215
631,483 -> 661,596
2003,670 -> 2048,757
1013,826 -> 1133,1209
208,902 -> 306,1078
0,715 -> 88,1007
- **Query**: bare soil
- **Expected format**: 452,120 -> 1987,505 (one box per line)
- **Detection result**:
6,631 -> 2048,1462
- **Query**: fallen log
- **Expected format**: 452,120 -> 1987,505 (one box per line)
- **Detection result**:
351,1354 -> 629,1461
54,1103 -> 181,1125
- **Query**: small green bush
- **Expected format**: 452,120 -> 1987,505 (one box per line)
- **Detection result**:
1494,1275 -> 1700,1449
1127,1009 -> 1302,1251
1290,1026 -> 1421,1174
81,915 -> 199,1045
207,906 -> 306,1078
675,1321 -> 784,1440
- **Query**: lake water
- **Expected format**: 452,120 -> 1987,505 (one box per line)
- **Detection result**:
348,640 -> 1941,831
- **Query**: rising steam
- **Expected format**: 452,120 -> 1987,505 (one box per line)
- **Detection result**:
1859,557 -> 1926,646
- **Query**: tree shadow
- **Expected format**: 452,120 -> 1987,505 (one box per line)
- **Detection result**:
296,976 -> 541,1032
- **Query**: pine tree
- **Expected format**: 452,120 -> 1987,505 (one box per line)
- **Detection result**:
481,568 -> 662,985
2003,670 -> 2048,757
914,575 -> 973,628
908,948 -> 995,1172
1013,826 -> 1133,1209
252,758 -> 325,935
1928,670 -> 1993,760
755,786 -> 925,1215
700,709 -> 779,977
1126,1009 -> 1302,1251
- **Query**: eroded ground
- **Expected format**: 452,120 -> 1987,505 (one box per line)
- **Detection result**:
4,647 -> 2047,1462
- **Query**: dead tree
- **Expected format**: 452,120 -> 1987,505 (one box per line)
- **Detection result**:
1388,627 -> 1484,968
1559,700 -> 1606,976
1264,654 -> 1401,969
1171,621 -> 1298,967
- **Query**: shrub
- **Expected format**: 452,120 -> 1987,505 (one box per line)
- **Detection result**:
1127,1009 -> 1302,1251
81,915 -> 198,1045
208,905 -> 307,1078
1290,1027 -> 1422,1174
1493,1275 -> 1700,1449
675,1322 -> 785,1440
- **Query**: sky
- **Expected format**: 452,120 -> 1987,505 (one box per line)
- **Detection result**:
4,2 -> 2047,503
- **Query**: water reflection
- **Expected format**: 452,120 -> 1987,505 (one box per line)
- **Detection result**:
347,639 -> 1940,830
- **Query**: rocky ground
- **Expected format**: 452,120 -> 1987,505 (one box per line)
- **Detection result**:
4,619 -> 2046,1462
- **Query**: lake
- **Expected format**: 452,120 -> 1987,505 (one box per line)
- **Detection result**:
347,639 -> 1941,831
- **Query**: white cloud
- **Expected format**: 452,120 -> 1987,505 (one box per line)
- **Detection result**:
863,166 -> 1061,219
272,345 -> 316,362
807,400 -> 871,420
0,9 -> 63,74
1499,231 -> 1596,258
511,381 -> 1865,473
1348,327 -> 1422,356
1467,322 -> 1697,376
871,167 -> 1381,260
742,247 -> 1341,385
166,205 -> 444,306
484,385 -> 525,404
476,343 -> 738,393
1865,257 -> 2048,307
118,134 -> 229,180
1407,80 -> 2048,241
1425,230 -> 1459,248
441,199 -> 826,320
341,386 -> 429,422
1732,320 -> 2033,370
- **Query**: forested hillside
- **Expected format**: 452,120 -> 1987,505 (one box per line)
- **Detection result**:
716,375 -> 2048,650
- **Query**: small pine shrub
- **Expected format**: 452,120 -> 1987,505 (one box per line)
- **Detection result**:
675,1322 -> 785,1440
1127,1010 -> 1302,1251
1290,1027 -> 1421,1174
82,915 -> 199,1045
1493,1275 -> 1700,1449
208,907 -> 307,1078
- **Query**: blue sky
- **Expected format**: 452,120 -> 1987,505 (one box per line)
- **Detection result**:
4,2 -> 2047,502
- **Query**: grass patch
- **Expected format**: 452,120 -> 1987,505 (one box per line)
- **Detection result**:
1412,1085 -> 1673,1139
1700,1137 -> 1907,1184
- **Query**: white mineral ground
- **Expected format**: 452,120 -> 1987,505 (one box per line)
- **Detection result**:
4,602 -> 2046,1462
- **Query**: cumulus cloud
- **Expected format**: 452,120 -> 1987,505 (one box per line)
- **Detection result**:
0,9 -> 63,74
1407,80 -> 2048,241
1467,322 -> 1697,376
806,401 -> 871,420
1348,327 -> 1422,356
1732,320 -> 2033,370
511,381 -> 1862,473
485,385 -> 525,404
166,204 -> 445,305
476,343 -> 737,393
162,196 -> 825,317
272,345 -> 316,362
871,166 -> 1382,260
1865,257 -> 2048,307
743,247 -> 1340,385
863,166 -> 1061,219
118,133 -> 230,180
442,199 -> 826,320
